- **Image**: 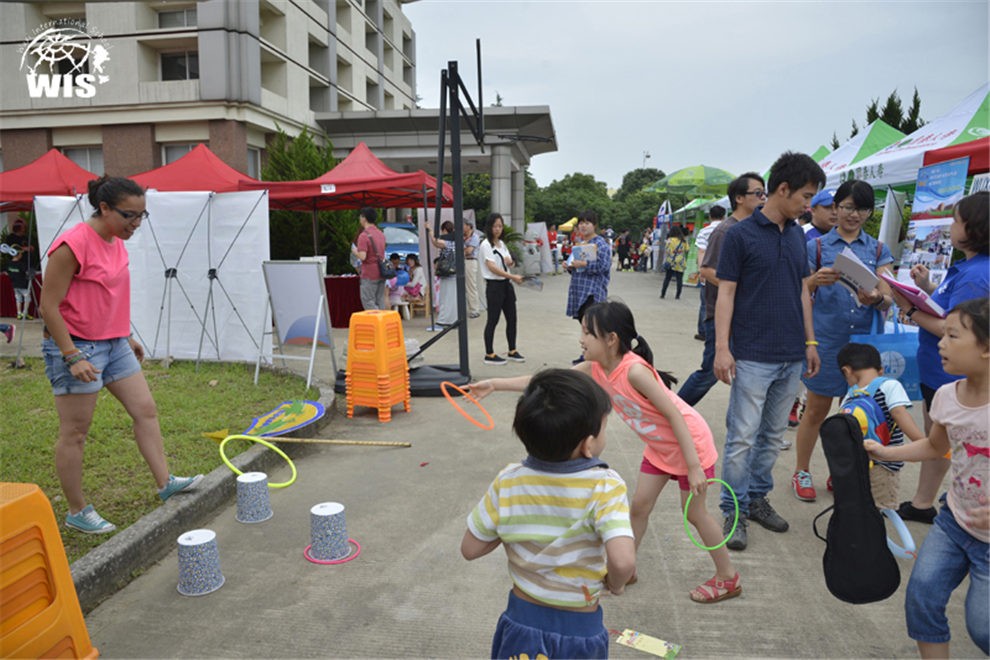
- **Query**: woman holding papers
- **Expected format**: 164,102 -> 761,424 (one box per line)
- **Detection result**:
891,190 -> 990,523
791,179 -> 895,502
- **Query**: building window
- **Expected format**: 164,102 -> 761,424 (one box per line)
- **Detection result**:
63,147 -> 104,174
158,8 -> 197,28
163,144 -> 196,164
247,148 -> 261,179
161,52 -> 199,81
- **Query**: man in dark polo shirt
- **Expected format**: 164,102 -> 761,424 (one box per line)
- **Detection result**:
713,152 -> 825,551
678,172 -> 765,406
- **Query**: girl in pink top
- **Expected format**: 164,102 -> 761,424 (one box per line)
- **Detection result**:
40,176 -> 201,535
471,300 -> 740,603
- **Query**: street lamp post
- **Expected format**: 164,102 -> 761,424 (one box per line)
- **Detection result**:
642,150 -> 651,169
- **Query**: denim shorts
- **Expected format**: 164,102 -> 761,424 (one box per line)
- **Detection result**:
43,336 -> 141,395
491,590 -> 608,659
905,498 -> 989,652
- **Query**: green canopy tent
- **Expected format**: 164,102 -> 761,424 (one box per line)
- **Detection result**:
819,120 -> 906,182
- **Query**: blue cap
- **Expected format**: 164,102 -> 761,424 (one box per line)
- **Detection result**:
811,189 -> 835,208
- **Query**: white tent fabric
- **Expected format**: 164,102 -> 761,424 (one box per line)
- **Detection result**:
818,120 -> 905,179
35,191 -> 272,363
826,83 -> 990,188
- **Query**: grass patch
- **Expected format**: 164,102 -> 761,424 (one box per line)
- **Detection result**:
0,358 -> 319,564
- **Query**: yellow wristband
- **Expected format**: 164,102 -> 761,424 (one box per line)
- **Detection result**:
805,340 -> 819,346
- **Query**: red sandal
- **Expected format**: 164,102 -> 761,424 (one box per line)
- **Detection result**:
689,572 -> 741,603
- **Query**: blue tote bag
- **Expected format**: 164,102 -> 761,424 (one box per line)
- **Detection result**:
851,312 -> 922,401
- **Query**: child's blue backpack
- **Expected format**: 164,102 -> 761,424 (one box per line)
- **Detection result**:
838,377 -> 891,446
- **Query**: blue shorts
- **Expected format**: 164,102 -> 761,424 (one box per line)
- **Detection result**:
491,590 -> 608,659
43,336 -> 141,396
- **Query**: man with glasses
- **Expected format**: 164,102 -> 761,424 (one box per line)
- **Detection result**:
712,152 -> 825,551
677,172 -> 765,407
803,189 -> 837,240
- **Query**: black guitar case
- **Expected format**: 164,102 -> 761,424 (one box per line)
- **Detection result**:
813,414 -> 900,604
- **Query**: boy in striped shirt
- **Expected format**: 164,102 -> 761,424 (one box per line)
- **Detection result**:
462,369 -> 636,659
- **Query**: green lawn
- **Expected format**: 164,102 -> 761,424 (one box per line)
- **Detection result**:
0,358 -> 319,564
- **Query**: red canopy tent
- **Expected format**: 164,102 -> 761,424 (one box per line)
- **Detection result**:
0,149 -> 98,212
240,141 -> 452,210
131,143 -> 262,192
922,136 -> 990,175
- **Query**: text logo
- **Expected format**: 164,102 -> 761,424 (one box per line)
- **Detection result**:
18,19 -> 111,99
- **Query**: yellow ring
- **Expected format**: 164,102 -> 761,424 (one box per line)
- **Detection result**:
219,434 -> 297,489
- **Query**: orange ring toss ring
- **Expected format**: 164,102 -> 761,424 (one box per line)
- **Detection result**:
441,381 -> 495,431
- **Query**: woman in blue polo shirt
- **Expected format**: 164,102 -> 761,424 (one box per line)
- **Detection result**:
893,190 -> 989,523
792,179 -> 894,502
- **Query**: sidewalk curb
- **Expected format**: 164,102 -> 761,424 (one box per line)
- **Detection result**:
70,387 -> 336,613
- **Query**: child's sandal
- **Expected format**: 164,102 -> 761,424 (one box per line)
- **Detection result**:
689,572 -> 741,603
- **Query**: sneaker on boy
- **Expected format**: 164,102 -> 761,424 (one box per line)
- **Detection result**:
65,505 -> 117,534
748,497 -> 789,532
158,474 -> 203,502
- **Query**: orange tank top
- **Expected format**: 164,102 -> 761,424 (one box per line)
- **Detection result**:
591,351 -> 717,473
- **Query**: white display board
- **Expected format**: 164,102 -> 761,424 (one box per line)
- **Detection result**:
35,190 -> 271,363
262,261 -> 332,347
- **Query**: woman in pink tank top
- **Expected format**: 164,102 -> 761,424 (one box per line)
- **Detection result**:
471,300 -> 741,603
39,176 -> 201,535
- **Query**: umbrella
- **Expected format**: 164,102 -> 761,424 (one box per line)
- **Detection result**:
645,165 -> 736,197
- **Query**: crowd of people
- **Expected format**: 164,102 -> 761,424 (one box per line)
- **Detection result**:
5,158 -> 986,658
455,154 -> 988,659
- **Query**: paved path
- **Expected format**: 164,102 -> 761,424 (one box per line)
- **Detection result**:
4,268 -> 979,657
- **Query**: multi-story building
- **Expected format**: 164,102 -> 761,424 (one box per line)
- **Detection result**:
1,0 -> 418,176
1,1 -> 555,228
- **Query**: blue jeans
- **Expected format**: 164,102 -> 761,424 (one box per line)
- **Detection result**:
696,283 -> 706,336
677,317 -> 717,406
719,359 -> 803,517
905,499 -> 989,652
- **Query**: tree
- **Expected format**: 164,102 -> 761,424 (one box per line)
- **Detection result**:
902,87 -> 924,134
832,87 -> 925,145
612,167 -> 665,204
830,131 -> 841,150
879,90 -> 905,129
529,172 -> 611,227
262,128 -> 360,274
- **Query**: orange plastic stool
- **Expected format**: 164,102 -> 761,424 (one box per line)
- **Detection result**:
345,310 -> 411,422
0,482 -> 99,659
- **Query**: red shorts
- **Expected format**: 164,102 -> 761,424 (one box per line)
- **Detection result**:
640,456 -> 715,491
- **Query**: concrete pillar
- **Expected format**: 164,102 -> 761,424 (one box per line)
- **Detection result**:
209,120 -> 249,174
511,168 -> 525,234
490,144 -> 512,225
102,124 -> 157,176
0,128 -> 52,169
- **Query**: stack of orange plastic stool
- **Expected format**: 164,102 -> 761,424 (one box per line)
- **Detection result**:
345,310 -> 411,422
1,482 -> 99,659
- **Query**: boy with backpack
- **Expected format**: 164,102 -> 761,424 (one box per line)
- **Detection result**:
836,343 -> 926,509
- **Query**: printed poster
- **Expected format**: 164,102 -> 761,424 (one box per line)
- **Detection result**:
912,157 -> 970,220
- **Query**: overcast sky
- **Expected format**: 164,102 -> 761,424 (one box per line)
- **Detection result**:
404,0 -> 989,190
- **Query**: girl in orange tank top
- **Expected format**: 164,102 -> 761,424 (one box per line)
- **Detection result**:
578,301 -> 739,603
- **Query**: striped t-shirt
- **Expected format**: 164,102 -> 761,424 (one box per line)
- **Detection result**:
467,461 -> 633,608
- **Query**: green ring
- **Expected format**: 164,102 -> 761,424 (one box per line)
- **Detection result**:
219,434 -> 297,489
683,478 -> 737,551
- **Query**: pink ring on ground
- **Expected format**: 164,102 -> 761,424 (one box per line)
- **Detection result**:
303,539 -> 362,565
